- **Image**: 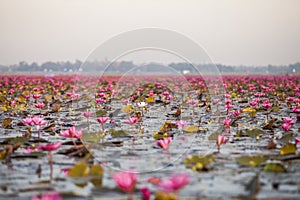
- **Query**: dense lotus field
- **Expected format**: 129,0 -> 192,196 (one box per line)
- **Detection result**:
0,74 -> 300,200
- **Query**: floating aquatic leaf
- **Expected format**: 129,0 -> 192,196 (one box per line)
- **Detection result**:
184,154 -> 214,171
82,131 -> 102,143
2,118 -> 12,128
43,123 -> 55,132
280,143 -> 296,155
89,164 -> 103,187
17,96 -> 26,103
271,106 -> 280,112
4,136 -> 29,144
146,96 -> 155,103
68,162 -> 89,177
183,125 -> 199,133
155,191 -> 178,200
236,155 -> 268,167
108,129 -> 128,138
244,128 -> 264,138
263,162 -> 286,173
278,133 -> 293,145
51,103 -> 61,112
121,105 -> 132,113
95,110 -> 107,117
153,132 -> 169,140
262,118 -> 275,130
0,149 -> 7,160
159,121 -> 177,132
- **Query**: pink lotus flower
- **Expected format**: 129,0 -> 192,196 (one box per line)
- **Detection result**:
250,100 -> 258,107
157,173 -> 189,192
292,107 -> 300,113
222,118 -> 231,127
37,142 -> 62,151
281,123 -> 292,131
225,104 -> 234,110
22,116 -> 34,126
125,117 -> 139,125
176,120 -> 188,130
262,99 -> 272,109
286,97 -> 294,101
232,110 -> 241,117
35,103 -> 45,109
113,171 -> 138,193
213,99 -> 220,104
225,99 -> 232,104
157,137 -> 172,150
33,94 -> 42,99
97,116 -> 109,124
283,117 -> 295,124
217,134 -> 228,150
224,93 -> 230,98
82,111 -> 92,118
295,138 -> 300,145
32,116 -> 47,126
187,99 -> 198,105
32,192 -> 61,200
60,126 -> 82,139
140,187 -> 151,200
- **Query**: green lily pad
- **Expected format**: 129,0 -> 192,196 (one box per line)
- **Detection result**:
264,162 -> 286,173
236,155 -> 269,167
108,129 -> 128,138
280,143 -> 297,155
244,128 -> 264,138
184,154 -> 214,171
82,131 -> 102,143
95,110 -> 107,117
183,125 -> 199,133
68,162 -> 89,177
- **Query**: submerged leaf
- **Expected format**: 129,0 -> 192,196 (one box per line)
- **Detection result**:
280,143 -> 297,155
236,155 -> 268,167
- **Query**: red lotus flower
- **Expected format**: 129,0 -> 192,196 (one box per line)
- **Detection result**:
222,118 -> 231,127
217,134 -> 228,150
37,142 -> 62,151
157,137 -> 172,150
176,120 -> 188,130
281,123 -> 292,131
283,117 -> 295,124
32,192 -> 61,200
60,126 -> 82,139
97,116 -> 109,124
22,116 -> 34,126
113,171 -> 138,193
262,99 -> 272,109
140,187 -> 151,200
125,117 -> 139,125
157,173 -> 189,193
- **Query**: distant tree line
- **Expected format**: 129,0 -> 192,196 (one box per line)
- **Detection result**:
0,60 -> 299,75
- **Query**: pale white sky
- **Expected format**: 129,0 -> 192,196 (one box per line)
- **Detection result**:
0,0 -> 300,66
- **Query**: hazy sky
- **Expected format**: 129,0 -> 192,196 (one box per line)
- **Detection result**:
0,0 -> 300,66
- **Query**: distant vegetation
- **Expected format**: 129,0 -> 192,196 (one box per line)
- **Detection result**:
0,60 -> 299,75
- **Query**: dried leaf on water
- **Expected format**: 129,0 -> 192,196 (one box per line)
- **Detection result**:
2,118 -> 12,128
